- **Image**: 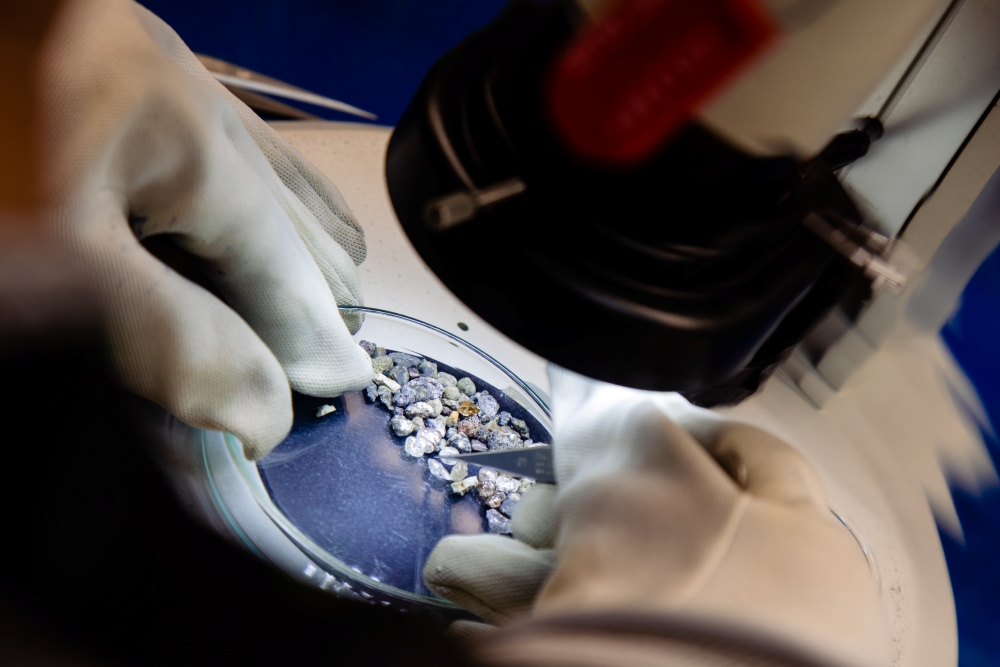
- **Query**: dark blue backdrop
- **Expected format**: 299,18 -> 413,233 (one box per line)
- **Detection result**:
138,0 -> 507,125
941,245 -> 1000,667
139,2 -> 1000,663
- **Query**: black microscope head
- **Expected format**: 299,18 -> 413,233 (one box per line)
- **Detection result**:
385,0 -> 876,405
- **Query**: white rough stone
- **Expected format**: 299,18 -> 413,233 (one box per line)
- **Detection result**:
496,476 -> 520,494
451,475 -> 479,495
404,436 -> 425,458
428,458 -> 452,481
316,404 -> 337,417
372,373 -> 401,393
449,461 -> 469,482
390,415 -> 415,437
405,401 -> 435,419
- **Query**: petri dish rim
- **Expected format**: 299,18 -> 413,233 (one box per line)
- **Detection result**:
216,306 -> 552,610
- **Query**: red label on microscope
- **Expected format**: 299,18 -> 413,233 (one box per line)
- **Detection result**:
546,0 -> 777,166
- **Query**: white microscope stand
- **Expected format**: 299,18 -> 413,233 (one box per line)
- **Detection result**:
272,119 -> 993,667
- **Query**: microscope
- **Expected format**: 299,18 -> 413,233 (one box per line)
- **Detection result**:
384,0 -> 912,405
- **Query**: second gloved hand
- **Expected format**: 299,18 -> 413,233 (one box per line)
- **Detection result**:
424,368 -> 891,667
36,0 -> 374,459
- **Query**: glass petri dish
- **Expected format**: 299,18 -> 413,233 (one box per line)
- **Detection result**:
206,307 -> 552,622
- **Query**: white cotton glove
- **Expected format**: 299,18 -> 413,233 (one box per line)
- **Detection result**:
425,368 -> 891,667
35,0 -> 374,459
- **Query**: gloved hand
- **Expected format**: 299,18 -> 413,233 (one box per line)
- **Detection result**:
425,368 -> 891,667
35,0 -> 373,459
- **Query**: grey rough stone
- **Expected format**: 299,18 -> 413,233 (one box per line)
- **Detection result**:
448,432 -> 472,453
486,509 -> 512,534
446,427 -> 458,440
418,360 -> 438,376
375,346 -> 387,358
441,406 -> 452,417
427,458 -> 451,481
499,495 -> 520,518
438,446 -> 460,463
394,406 -> 405,416
364,384 -> 378,402
390,352 -> 422,368
486,492 -> 506,509
359,340 -> 377,357
377,385 -> 393,410
410,418 -> 426,431
478,468 -> 498,485
456,378 -> 476,396
497,411 -> 511,427
475,393 -> 500,420
390,415 -> 415,437
372,355 -> 393,374
510,417 -> 531,439
449,461 -> 469,482
427,398 -> 443,417
496,476 -> 520,494
442,386 -> 461,401
471,440 -> 489,452
390,365 -> 409,386
434,372 -> 457,388
487,430 -> 522,451
408,367 -> 420,378
393,384 -> 417,407
408,376 -> 444,400
518,478 -> 536,493
405,401 -> 435,419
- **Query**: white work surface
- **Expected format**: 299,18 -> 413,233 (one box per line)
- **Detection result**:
274,121 -> 980,667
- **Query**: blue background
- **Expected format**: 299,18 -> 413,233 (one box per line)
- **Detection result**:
940,246 -> 1000,667
139,1 -> 1000,663
138,0 -> 507,125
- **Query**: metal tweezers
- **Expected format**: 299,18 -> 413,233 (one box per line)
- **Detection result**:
450,445 -> 555,484
197,54 -> 376,121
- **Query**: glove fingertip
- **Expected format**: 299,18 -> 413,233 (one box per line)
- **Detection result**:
239,415 -> 292,461
511,484 -> 558,549
285,336 -> 375,397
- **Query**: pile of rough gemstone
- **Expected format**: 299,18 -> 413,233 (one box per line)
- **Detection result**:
359,340 -> 539,534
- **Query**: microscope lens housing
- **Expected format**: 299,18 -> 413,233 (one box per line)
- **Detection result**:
386,0 -> 876,405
